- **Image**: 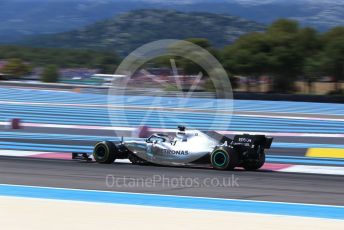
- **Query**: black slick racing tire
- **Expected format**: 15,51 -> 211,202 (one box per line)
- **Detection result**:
210,146 -> 238,170
93,141 -> 117,164
242,151 -> 265,171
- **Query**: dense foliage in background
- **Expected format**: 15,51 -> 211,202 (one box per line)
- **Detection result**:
0,46 -> 119,73
0,15 -> 342,94
1,58 -> 31,77
41,65 -> 59,83
138,20 -> 343,94
222,20 -> 344,93
142,38 -> 236,91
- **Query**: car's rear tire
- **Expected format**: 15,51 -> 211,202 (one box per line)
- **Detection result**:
242,151 -> 265,171
210,146 -> 238,170
93,141 -> 117,164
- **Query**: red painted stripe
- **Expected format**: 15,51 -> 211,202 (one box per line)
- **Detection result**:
261,163 -> 293,171
28,153 -> 71,160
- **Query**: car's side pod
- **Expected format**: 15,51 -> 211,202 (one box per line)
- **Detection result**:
232,134 -> 273,149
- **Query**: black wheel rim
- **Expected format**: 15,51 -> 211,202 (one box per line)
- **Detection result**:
213,151 -> 228,167
95,145 -> 106,159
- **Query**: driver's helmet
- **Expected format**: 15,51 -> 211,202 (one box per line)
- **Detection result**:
176,131 -> 187,142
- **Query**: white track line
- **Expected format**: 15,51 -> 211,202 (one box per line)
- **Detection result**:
0,150 -> 47,157
279,165 -> 344,176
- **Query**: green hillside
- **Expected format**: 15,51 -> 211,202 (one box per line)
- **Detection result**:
22,9 -> 265,56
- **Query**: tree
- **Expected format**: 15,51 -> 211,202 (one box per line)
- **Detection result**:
267,19 -> 299,34
297,28 -> 321,92
221,19 -> 323,93
257,20 -> 320,92
322,39 -> 344,92
167,38 -> 217,75
320,27 -> 344,92
41,65 -> 59,83
186,38 -> 212,50
0,45 -> 119,73
1,58 -> 31,77
222,33 -> 269,92
264,20 -> 304,92
304,27 -> 344,93
321,27 -> 344,44
303,54 -> 324,93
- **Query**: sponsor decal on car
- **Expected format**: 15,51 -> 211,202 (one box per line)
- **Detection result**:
238,138 -> 252,143
158,149 -> 189,155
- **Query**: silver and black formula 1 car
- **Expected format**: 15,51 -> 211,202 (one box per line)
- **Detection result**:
73,126 -> 273,171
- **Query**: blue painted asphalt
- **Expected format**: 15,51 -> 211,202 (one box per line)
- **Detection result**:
3,104 -> 344,127
1,87 -> 344,115
1,87 -> 344,133
1,107 -> 344,132
0,184 -> 343,219
1,87 -> 344,165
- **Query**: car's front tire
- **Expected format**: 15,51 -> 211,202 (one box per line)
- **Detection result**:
93,141 -> 117,164
210,146 -> 238,170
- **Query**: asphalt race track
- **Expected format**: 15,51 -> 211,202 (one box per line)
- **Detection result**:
1,86 -> 344,210
1,156 -> 343,206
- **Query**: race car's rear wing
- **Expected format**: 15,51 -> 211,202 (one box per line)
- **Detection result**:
232,134 -> 273,149
203,131 -> 273,149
